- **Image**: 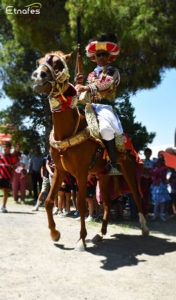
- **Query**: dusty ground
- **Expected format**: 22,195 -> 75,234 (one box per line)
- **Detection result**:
0,202 -> 176,300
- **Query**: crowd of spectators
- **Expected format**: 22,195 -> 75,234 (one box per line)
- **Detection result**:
0,141 -> 176,223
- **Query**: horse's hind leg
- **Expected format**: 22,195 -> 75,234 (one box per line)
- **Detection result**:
93,175 -> 111,242
45,167 -> 66,241
119,158 -> 149,235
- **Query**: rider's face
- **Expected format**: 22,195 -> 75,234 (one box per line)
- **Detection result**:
95,51 -> 109,66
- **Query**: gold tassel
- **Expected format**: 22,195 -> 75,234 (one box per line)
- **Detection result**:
56,83 -> 67,102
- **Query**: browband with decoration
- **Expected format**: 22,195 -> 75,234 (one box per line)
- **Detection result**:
41,53 -> 70,83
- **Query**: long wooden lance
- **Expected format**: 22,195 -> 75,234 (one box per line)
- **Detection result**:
76,15 -> 82,74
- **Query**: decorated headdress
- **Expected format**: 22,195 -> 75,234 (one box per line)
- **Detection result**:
86,33 -> 120,62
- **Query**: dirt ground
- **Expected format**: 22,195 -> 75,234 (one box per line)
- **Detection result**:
1,202 -> 176,300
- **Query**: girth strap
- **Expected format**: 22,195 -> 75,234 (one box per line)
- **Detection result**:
88,145 -> 104,170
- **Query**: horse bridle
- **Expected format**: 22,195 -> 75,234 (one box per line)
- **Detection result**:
41,53 -> 81,136
40,53 -> 70,84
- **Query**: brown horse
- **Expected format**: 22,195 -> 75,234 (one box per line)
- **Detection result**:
31,51 -> 149,251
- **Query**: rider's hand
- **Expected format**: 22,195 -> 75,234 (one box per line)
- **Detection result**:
76,85 -> 90,93
74,73 -> 84,85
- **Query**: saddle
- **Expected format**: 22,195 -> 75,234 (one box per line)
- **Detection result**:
49,92 -> 142,166
83,101 -> 143,166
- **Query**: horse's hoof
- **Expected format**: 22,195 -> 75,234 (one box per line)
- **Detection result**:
50,230 -> 60,241
142,228 -> 150,236
74,240 -> 86,252
92,233 -> 103,243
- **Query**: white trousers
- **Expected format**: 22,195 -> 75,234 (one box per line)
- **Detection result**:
91,104 -> 123,141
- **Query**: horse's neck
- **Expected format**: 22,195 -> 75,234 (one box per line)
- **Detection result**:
52,107 -> 85,141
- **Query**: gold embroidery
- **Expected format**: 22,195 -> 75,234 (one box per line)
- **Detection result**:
95,43 -> 107,51
49,97 -> 61,110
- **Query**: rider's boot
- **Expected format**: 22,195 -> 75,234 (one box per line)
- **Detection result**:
103,138 -> 122,176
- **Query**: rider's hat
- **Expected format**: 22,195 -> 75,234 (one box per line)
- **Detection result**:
86,33 -> 120,62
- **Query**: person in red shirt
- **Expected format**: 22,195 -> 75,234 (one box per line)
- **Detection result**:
0,141 -> 17,213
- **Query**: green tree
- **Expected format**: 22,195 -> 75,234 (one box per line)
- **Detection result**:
1,0 -> 69,53
66,0 -> 176,94
0,20 -> 52,151
2,0 -> 175,150
115,96 -> 155,152
2,0 -> 176,93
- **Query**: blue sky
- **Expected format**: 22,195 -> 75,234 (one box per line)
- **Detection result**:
0,68 -> 175,157
130,68 -> 176,157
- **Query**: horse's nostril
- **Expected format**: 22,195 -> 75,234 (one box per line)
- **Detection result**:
41,71 -> 47,78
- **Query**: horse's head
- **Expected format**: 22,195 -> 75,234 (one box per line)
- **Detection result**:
31,51 -> 72,94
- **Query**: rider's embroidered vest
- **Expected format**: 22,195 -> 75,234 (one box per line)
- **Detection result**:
87,66 -> 120,102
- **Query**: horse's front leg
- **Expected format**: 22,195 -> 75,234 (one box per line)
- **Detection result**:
45,167 -> 66,241
93,175 -> 111,242
75,175 -> 88,251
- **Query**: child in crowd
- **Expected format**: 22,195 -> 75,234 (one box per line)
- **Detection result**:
32,156 -> 50,211
151,152 -> 170,221
12,148 -> 29,204
58,173 -> 73,216
53,173 -> 73,216
75,174 -> 97,222
0,142 -> 17,213
141,148 -> 154,216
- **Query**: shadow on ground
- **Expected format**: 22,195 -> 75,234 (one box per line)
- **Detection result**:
7,211 -> 35,215
86,233 -> 176,271
54,243 -> 74,251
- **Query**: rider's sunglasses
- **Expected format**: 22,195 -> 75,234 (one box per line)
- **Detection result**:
95,52 -> 109,57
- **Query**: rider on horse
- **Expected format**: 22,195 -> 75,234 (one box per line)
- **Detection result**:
76,33 -> 123,176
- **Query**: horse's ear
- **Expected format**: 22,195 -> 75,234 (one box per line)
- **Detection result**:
64,52 -> 73,63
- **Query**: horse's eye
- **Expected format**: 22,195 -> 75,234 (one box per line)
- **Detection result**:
55,60 -> 64,71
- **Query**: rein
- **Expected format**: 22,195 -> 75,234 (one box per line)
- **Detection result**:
72,108 -> 80,135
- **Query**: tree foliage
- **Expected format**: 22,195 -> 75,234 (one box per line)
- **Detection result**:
1,0 -> 68,53
66,0 -> 176,94
115,96 -> 155,152
1,0 -> 176,150
2,0 -> 176,92
0,5 -> 52,151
